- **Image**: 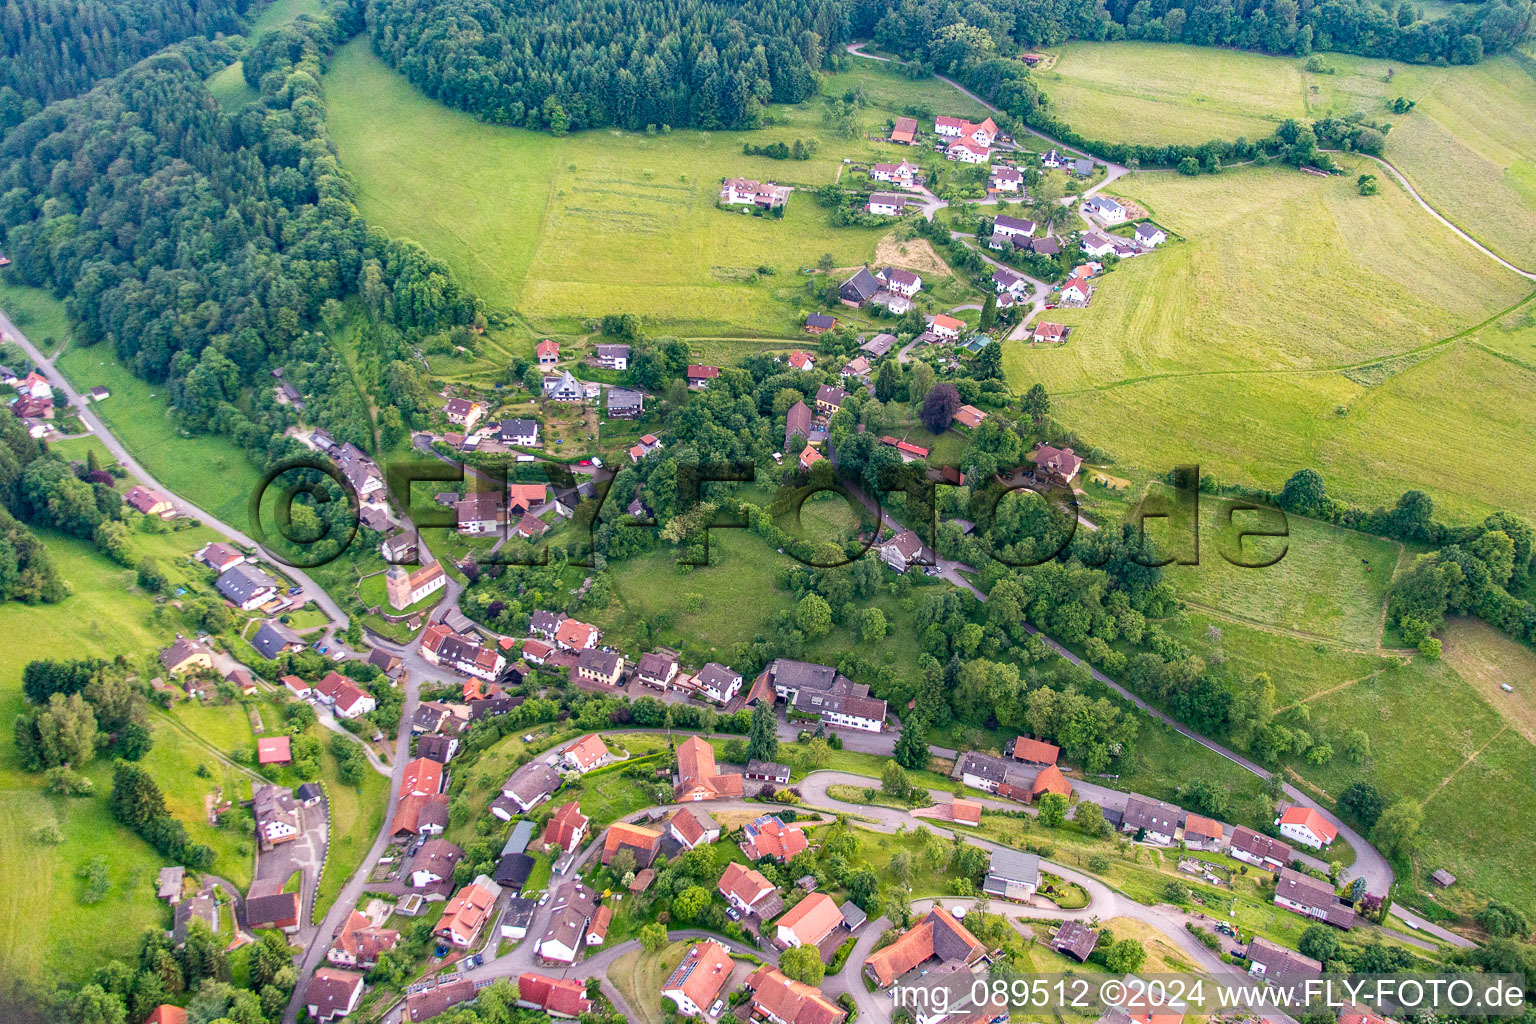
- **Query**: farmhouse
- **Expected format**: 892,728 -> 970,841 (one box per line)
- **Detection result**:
675,735 -> 745,801
454,491 -> 506,535
863,907 -> 987,987
752,658 -> 887,731
252,784 -> 302,850
720,177 -> 790,209
246,886 -> 301,933
805,313 -> 836,334
866,192 -> 908,216
839,268 -> 881,307
336,443 -> 385,500
1277,806 -> 1339,849
1274,868 -> 1356,929
935,115 -> 996,145
1229,826 -> 1292,872
662,940 -> 735,1017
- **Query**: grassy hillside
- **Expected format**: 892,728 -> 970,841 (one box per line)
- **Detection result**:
1005,164 -> 1534,521
323,40 -> 986,338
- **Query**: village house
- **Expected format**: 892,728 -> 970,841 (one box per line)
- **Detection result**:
498,418 -> 540,446
675,735 -> 745,801
252,783 -> 303,850
536,339 -> 560,367
336,443 -> 386,502
1182,814 -> 1225,851
575,647 -> 624,687
815,383 -> 847,416
1031,443 -> 1083,486
543,371 -> 584,402
216,563 -> 279,610
686,364 -> 720,389
536,883 -> 597,964
159,635 -> 213,676
1031,235 -> 1062,256
1135,222 -> 1167,247
877,266 -> 922,297
593,343 -> 630,370
839,268 -> 881,307
662,940 -> 736,1017
404,980 -> 478,1022
1277,806 -> 1339,850
409,838 -> 465,895
1122,795 -> 1183,844
554,617 -> 599,650
385,561 -> 446,610
805,312 -> 836,334
521,639 -> 554,665
1032,321 -> 1067,344
416,734 -> 458,764
1058,273 -> 1094,307
799,444 -> 825,471
314,671 -> 376,719
637,650 -> 680,689
945,138 -> 989,163
879,529 -> 925,573
890,116 -> 918,144
840,356 -> 871,380
745,966 -> 847,1024
750,658 -> 887,731
400,757 -> 443,798
989,165 -> 1024,192
694,662 -> 743,703
246,885 -> 301,933
305,969 -> 365,1023
993,214 -> 1036,240
784,400 -> 814,451
1083,194 -> 1128,223
1041,149 -> 1065,168
719,862 -> 783,919
745,759 -> 791,784
861,332 -> 896,358
742,814 -> 809,861
251,619 -> 304,660
603,821 -> 664,868
390,787 -> 453,837
1007,737 -> 1060,766
529,609 -> 565,638
1228,826 -> 1293,872
993,267 -> 1029,296
774,891 -> 845,950
871,288 -> 911,314
1071,157 -> 1093,177
928,313 -> 964,341
436,876 -> 502,947
720,178 -> 790,209
197,542 -> 245,573
869,161 -> 918,187
420,623 -> 506,681
443,397 -> 484,431
1081,231 -> 1117,258
607,386 -> 646,418
328,911 -> 399,969
500,761 -> 563,814
866,192 -> 908,216
518,973 -> 594,1018
863,907 -> 987,987
787,350 -> 815,371
952,404 -> 987,429
562,734 -> 611,774
542,801 -> 589,853
983,848 -> 1041,901
669,807 -> 721,850
935,115 -> 997,145
257,736 -> 292,766
1274,867 -> 1356,928
1247,936 -> 1322,986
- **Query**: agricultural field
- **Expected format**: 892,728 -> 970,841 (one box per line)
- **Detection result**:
1004,163 -> 1535,522
0,278 -> 73,357
1163,492 -> 1403,647
324,41 -> 974,338
1034,42 -> 1308,146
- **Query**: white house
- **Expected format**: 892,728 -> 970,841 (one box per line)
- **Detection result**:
989,166 -> 1023,192
1058,275 -> 1093,307
877,266 -> 922,298
1083,194 -> 1128,223
1081,232 -> 1117,258
694,663 -> 743,704
1276,806 -> 1339,850
1134,223 -> 1167,247
992,215 -> 1036,239
870,161 -> 918,187
498,418 -> 540,446
1041,149 -> 1064,168
879,529 -> 924,573
867,193 -> 908,216
662,941 -> 735,1017
928,314 -> 964,341
992,268 -> 1028,296
946,139 -> 989,164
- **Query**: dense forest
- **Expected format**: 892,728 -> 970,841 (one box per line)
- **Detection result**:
364,0 -> 843,131
0,0 -> 252,123
0,0 -> 479,458
867,0 -> 1533,68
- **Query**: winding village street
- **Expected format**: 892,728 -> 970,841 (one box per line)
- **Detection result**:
0,36 -> 1508,1024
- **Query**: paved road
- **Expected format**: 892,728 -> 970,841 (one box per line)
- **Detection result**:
0,311 -> 351,632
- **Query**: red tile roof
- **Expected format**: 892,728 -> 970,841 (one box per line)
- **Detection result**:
257,736 -> 292,764
1011,737 -> 1059,764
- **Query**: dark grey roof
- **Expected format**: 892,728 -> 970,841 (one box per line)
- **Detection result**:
840,901 -> 868,930
530,610 -> 565,634
767,658 -> 843,693
1051,920 -> 1098,961
807,313 -> 836,329
637,651 -> 678,680
499,418 -> 539,438
860,333 -> 896,357
252,619 -> 303,660
1246,936 -> 1321,981
985,848 -> 1039,886
953,750 -> 1011,784
504,761 -> 562,805
595,344 -> 630,359
607,388 -> 645,410
815,384 -> 848,408
577,647 -> 622,676
216,564 -> 277,605
504,896 -> 537,928
696,662 -> 741,690
296,782 -> 323,802
417,735 -> 456,763
1031,236 -> 1061,255
1122,794 -> 1182,834
840,267 -> 880,302
494,852 -> 536,889
502,819 -> 537,855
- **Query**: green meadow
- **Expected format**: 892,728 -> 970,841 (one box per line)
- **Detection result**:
1004,163 -> 1535,522
323,40 -> 983,338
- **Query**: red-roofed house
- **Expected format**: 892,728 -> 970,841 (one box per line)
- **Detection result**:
719,862 -> 779,916
742,814 -> 808,862
257,736 -> 292,765
554,619 -> 599,651
1277,806 -> 1339,849
306,969 -> 365,1023
327,910 -> 399,969
1009,737 -> 1059,766
400,757 -> 444,797
542,801 -> 589,853
522,639 -> 553,664
687,365 -> 720,389
662,940 -> 736,1016
314,671 -> 376,719
518,973 -> 594,1018
746,965 -> 847,1024
929,314 -> 963,341
798,445 -> 824,472
952,404 -> 987,429
562,734 -> 610,774
537,340 -> 560,366
603,822 -> 664,867
675,736 -> 745,801
435,877 -> 501,947
774,892 -> 844,949
281,675 -> 312,699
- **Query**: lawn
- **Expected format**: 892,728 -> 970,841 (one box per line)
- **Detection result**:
1163,492 -> 1402,647
1004,163 -> 1534,522
55,343 -> 266,528
0,277 -> 74,356
325,41 -> 961,338
1439,617 -> 1536,745
608,940 -> 693,1024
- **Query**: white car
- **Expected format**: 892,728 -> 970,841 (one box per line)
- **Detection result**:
710,1001 -> 725,1018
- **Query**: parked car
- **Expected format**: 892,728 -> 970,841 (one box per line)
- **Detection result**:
710,1001 -> 725,1018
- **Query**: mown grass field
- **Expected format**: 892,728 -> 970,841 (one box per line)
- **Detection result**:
324,41 -> 975,337
1032,41 -> 1536,269
1164,492 -> 1402,647
1004,164 -> 1535,521
1035,41 -> 1308,145
0,277 -> 73,356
